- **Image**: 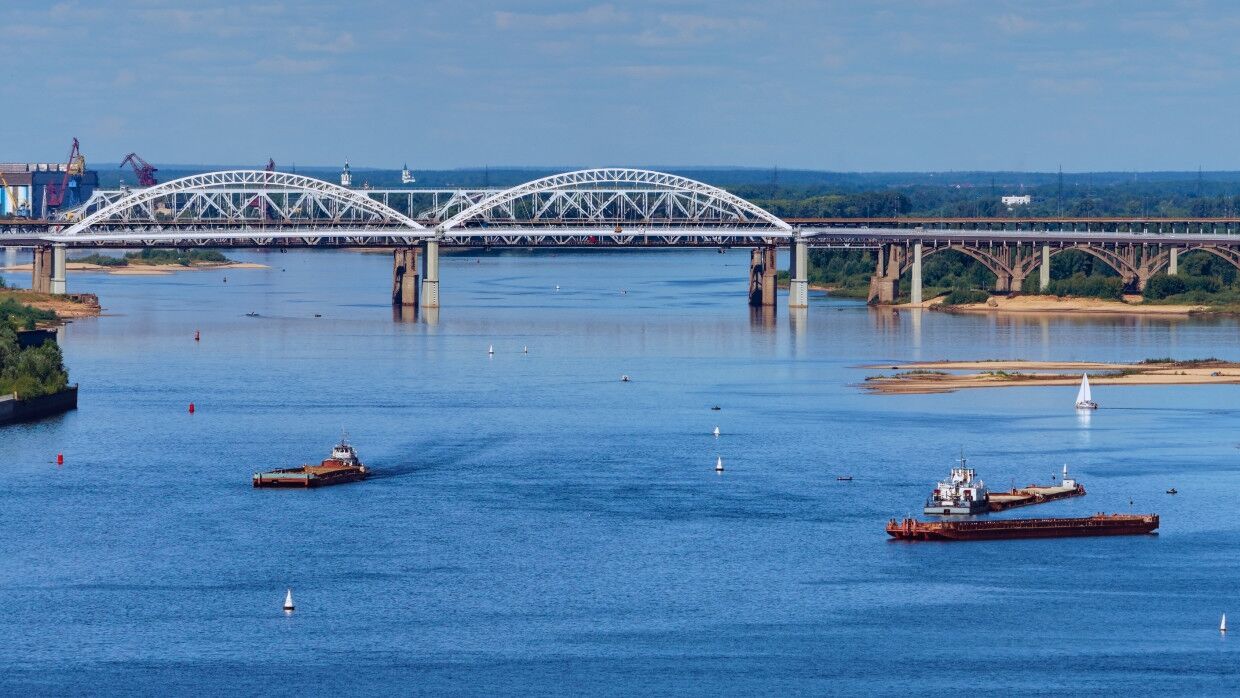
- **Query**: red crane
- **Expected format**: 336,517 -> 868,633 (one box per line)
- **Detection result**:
45,137 -> 84,209
120,152 -> 158,187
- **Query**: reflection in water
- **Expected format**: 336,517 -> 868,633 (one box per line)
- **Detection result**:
1074,408 -> 1092,446
421,306 -> 440,326
749,305 -> 776,331
789,307 -> 807,355
3,246 -> 16,271
392,305 -> 418,323
910,308 -> 922,356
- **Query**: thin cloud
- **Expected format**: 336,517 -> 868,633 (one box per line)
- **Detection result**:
494,4 -> 629,31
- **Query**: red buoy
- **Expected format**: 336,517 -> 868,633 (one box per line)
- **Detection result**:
56,453 -> 64,465
188,402 -> 196,414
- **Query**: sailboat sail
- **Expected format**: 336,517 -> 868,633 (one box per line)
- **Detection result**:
1076,374 -> 1092,405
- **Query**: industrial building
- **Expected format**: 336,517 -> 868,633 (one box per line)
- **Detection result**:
0,160 -> 98,218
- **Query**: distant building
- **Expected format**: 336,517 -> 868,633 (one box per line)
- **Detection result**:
0,162 -> 98,217
401,163 -> 415,184
340,159 -> 352,187
1001,195 -> 1031,207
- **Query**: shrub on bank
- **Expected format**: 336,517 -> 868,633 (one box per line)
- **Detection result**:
1045,275 -> 1125,300
943,288 -> 990,305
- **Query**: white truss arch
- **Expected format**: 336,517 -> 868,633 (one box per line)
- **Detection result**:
438,168 -> 793,232
63,170 -> 425,235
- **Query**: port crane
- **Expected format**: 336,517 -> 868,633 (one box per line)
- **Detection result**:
44,137 -> 86,210
0,172 -> 21,216
120,152 -> 158,187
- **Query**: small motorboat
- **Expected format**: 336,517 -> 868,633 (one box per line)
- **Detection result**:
837,475 -> 854,482
620,375 -> 631,382
1166,488 -> 1178,495
710,405 -> 722,411
245,311 -> 259,318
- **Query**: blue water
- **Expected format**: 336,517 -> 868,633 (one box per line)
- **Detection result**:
2,250 -> 1238,695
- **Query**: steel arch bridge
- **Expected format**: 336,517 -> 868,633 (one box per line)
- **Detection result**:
54,170 -> 428,247
38,167 -> 794,248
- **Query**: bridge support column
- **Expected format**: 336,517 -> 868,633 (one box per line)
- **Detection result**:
788,239 -> 808,309
420,240 -> 440,309
748,245 -> 777,307
1040,245 -> 1051,291
1169,247 -> 1179,275
867,244 -> 902,304
31,246 -> 52,294
392,247 -> 420,306
994,272 -> 1013,294
910,243 -> 923,306
51,244 -> 67,295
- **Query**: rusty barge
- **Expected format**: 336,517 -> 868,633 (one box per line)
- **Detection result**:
886,513 -> 1159,541
253,438 -> 368,488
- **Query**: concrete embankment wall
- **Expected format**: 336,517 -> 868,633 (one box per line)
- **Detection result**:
0,385 -> 77,425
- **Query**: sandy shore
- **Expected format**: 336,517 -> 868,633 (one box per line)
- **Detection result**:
932,294 -> 1208,315
1,261 -> 267,275
862,359 -> 1240,394
0,289 -> 101,319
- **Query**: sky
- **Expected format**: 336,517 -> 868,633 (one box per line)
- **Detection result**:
3,0 -> 1240,171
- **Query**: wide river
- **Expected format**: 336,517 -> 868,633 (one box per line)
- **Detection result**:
2,249 -> 1238,695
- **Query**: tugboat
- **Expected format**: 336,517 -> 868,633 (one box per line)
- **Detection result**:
253,436 -> 368,488
924,453 -> 989,515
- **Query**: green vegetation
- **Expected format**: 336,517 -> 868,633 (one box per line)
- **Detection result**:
71,249 -> 232,267
0,298 -> 56,331
126,249 -> 230,266
943,288 -> 990,305
1043,275 -> 1126,300
0,300 -> 68,399
72,253 -> 128,267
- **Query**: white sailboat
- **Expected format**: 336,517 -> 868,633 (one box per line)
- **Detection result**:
1074,373 -> 1098,410
1222,613 -> 1228,633
283,588 -> 295,613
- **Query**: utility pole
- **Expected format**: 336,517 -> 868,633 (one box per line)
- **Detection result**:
1057,165 -> 1063,217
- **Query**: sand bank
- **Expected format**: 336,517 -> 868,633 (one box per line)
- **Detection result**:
1,261 -> 267,275
862,359 -> 1240,394
931,294 -> 1208,315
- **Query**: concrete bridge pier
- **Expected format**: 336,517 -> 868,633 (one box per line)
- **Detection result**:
867,244 -> 903,304
788,238 -> 809,309
748,245 -> 777,307
392,247 -> 420,306
1040,245 -> 1051,291
420,240 -> 440,309
910,243 -> 923,305
51,244 -> 67,295
1169,247 -> 1179,275
31,246 -> 52,294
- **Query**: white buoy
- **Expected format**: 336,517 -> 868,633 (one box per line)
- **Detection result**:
1222,613 -> 1228,633
488,344 -> 494,356
283,588 -> 295,613
555,285 -> 560,291
715,456 -> 724,473
713,426 -> 720,438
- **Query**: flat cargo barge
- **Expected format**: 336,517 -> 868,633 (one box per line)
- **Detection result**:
887,513 -> 1158,541
253,438 -> 368,488
987,482 -> 1086,511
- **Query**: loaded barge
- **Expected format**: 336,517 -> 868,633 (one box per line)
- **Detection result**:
987,466 -> 1086,512
886,513 -> 1159,541
253,438 -> 368,488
